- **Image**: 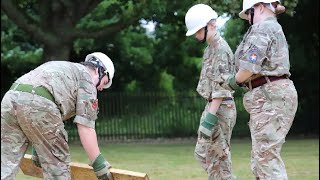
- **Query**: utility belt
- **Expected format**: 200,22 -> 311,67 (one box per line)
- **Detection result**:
208,97 -> 233,102
245,75 -> 288,89
10,83 -> 55,103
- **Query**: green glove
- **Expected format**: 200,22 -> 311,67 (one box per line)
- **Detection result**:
91,153 -> 113,180
31,146 -> 41,168
199,112 -> 219,139
240,86 -> 249,94
226,74 -> 241,91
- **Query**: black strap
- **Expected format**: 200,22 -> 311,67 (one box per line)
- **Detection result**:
87,57 -> 107,88
200,26 -> 208,43
250,7 -> 254,25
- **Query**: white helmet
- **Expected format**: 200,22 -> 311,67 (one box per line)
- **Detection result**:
85,52 -> 115,89
239,0 -> 281,20
185,4 -> 218,36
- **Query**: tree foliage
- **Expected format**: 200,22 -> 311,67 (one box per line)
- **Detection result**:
278,0 -> 319,134
1,0 -> 154,61
2,0 -> 305,92
1,0 -> 318,135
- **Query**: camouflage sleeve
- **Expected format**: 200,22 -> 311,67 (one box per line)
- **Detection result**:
238,30 -> 269,74
74,79 -> 98,129
210,51 -> 233,98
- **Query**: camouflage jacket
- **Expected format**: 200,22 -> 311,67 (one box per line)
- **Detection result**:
234,17 -> 291,80
196,33 -> 235,99
16,61 -> 98,128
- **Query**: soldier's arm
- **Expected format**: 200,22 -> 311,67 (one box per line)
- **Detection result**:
208,98 -> 223,115
235,70 -> 253,83
77,123 -> 113,180
77,123 -> 100,161
75,76 -> 113,180
234,30 -> 269,85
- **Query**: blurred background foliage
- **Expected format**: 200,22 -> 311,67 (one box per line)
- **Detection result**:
1,0 -> 318,135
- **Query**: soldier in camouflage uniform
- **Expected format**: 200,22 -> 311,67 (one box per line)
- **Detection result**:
1,52 -> 115,180
185,4 -> 237,180
224,1 -> 298,179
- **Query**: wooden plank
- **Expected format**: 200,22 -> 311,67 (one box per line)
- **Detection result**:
20,154 -> 149,180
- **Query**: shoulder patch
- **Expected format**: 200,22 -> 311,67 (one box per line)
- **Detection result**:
91,99 -> 98,110
247,47 -> 258,63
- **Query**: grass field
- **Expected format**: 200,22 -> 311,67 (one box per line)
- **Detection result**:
16,138 -> 318,180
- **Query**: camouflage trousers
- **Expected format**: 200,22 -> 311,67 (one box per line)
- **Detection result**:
195,100 -> 237,180
1,91 -> 71,180
243,79 -> 298,180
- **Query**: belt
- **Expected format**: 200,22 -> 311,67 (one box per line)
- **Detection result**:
208,97 -> 233,102
10,83 -> 55,103
246,75 -> 288,89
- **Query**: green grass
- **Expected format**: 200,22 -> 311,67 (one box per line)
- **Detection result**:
16,138 -> 319,180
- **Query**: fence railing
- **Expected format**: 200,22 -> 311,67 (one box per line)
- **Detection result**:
64,91 -> 250,141
2,90 -> 314,141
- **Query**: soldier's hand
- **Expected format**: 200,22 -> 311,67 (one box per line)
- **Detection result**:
223,74 -> 250,95
199,112 -> 219,139
91,154 -> 113,180
240,86 -> 249,93
223,74 -> 241,91
31,146 -> 42,168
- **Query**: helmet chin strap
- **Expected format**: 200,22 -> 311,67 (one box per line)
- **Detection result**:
87,57 -> 107,88
250,7 -> 255,25
200,26 -> 208,43
96,66 -> 106,88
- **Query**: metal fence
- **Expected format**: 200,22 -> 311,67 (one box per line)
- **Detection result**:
1,89 -> 317,141
64,92 -> 250,141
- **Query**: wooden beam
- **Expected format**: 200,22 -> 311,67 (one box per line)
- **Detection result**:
20,154 -> 149,180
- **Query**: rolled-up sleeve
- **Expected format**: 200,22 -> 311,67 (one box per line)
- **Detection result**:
74,115 -> 95,129
74,77 -> 98,129
210,51 -> 233,98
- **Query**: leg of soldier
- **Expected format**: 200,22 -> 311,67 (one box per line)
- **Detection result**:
195,101 -> 237,180
244,80 -> 298,180
16,94 -> 71,180
1,92 -> 29,180
194,108 -> 208,170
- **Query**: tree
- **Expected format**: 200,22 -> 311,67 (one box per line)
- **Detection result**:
278,0 -> 319,134
0,0 -> 302,93
1,0 -> 151,61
